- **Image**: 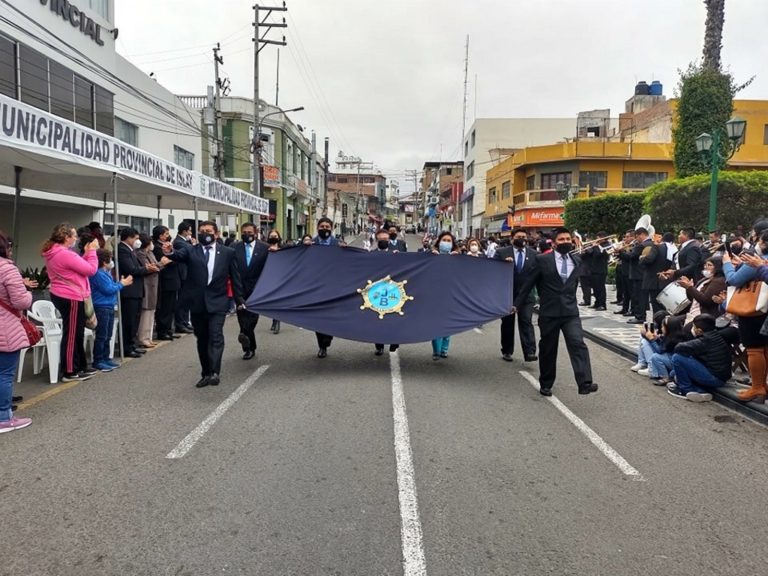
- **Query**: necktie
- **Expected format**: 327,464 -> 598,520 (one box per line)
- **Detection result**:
204,246 -> 211,266
245,243 -> 252,266
560,254 -> 569,283
516,250 -> 524,273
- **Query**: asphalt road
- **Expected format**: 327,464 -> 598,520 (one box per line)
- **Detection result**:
5,306 -> 768,576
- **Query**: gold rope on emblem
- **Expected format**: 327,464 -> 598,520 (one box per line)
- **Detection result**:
357,275 -> 414,319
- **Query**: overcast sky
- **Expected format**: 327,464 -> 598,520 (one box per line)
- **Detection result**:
115,0 -> 768,192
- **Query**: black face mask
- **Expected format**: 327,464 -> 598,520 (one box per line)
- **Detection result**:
377,240 -> 390,250
318,229 -> 331,239
555,243 -> 573,254
199,233 -> 215,247
389,232 -> 398,240
730,244 -> 743,255
241,233 -> 255,243
267,237 -> 280,245
512,238 -> 526,248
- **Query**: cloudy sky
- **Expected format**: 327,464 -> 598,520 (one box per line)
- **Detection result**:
115,0 -> 768,192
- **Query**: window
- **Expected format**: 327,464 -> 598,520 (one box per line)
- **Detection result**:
540,172 -> 572,190
88,0 -> 110,21
502,181 -> 511,199
115,117 -> 138,146
622,171 -> 668,189
446,167 -> 452,176
471,130 -> 476,148
49,60 -> 73,120
337,176 -> 348,184
464,141 -> 469,157
525,175 -> 535,190
488,187 -> 497,203
174,145 -> 195,169
0,35 -> 16,98
74,75 -> 94,128
466,161 -> 475,180
578,171 -> 608,190
95,86 -> 114,135
19,44 -> 48,111
764,124 -> 768,145
132,217 -> 150,235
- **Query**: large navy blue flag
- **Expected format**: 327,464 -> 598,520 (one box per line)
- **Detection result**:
246,246 -> 514,344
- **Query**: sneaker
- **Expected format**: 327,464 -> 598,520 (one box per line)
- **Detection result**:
80,367 -> 98,376
637,368 -> 650,377
93,362 -> 115,373
440,352 -> 448,358
666,383 -> 686,399
630,363 -> 646,372
62,372 -> 92,382
105,360 -> 120,369
0,417 -> 32,434
686,392 -> 713,403
432,354 -> 440,361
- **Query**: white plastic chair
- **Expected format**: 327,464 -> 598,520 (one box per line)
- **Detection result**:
27,300 -> 63,384
16,326 -> 46,383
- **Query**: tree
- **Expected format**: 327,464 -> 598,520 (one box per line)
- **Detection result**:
702,0 -> 725,71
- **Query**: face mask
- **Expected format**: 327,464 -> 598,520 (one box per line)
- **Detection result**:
241,233 -> 255,243
303,240 -> 312,246
469,245 -> 479,254
389,232 -> 398,240
439,241 -> 453,254
513,238 -> 526,248
377,239 -> 390,250
730,245 -> 743,255
702,269 -> 713,278
107,261 -> 115,270
268,237 -> 279,245
318,229 -> 331,239
199,233 -> 215,247
556,243 -> 573,255
132,239 -> 142,250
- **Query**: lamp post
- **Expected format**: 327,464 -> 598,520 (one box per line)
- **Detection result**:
695,117 -> 746,231
555,180 -> 579,203
251,105 -> 304,196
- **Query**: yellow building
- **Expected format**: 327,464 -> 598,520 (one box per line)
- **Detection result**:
485,99 -> 768,233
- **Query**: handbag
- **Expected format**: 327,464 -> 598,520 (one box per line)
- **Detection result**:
726,280 -> 768,317
0,297 -> 42,346
84,295 -> 97,329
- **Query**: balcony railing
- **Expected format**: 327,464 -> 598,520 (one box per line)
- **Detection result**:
177,95 -> 207,109
511,187 -> 648,208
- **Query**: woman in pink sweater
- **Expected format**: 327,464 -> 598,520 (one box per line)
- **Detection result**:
42,223 -> 99,382
0,232 -> 33,433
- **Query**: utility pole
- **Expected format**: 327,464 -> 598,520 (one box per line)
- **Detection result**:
252,2 -> 287,201
461,35 -> 469,237
213,43 -> 225,181
323,136 -> 329,216
275,48 -> 280,107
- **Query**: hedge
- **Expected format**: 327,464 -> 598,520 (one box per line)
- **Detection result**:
563,191 -> 648,235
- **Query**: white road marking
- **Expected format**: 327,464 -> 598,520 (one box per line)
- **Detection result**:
166,365 -> 270,459
519,370 -> 645,481
390,352 -> 428,576
473,327 -> 484,334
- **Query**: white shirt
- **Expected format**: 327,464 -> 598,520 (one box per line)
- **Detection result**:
555,252 -> 575,279
485,242 -> 498,259
665,242 -> 678,263
203,244 -> 216,285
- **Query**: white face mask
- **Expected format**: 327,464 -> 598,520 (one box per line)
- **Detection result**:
107,261 -> 115,270
702,269 -> 713,278
132,239 -> 142,250
469,245 -> 480,254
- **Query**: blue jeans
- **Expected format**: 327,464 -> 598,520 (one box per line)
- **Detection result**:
93,306 -> 115,365
649,352 -> 674,378
672,354 -> 726,394
431,337 -> 450,355
0,350 -> 20,421
637,338 -> 660,366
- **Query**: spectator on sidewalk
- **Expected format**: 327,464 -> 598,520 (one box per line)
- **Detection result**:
135,234 -> 165,349
647,315 -> 685,385
90,249 -> 133,371
678,257 -> 727,328
152,226 -> 181,342
173,222 -> 195,334
667,314 -> 732,403
0,231 -> 33,433
630,310 -> 669,373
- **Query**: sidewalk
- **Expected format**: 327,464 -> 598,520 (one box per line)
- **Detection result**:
579,285 -> 768,425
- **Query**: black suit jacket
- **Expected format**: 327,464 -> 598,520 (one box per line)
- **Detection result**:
495,245 -> 538,302
584,245 -> 609,275
674,242 -> 704,281
153,245 -> 181,292
172,235 -> 191,282
515,252 -> 582,318
627,242 -> 644,280
638,240 -> 669,290
169,243 -> 244,314
233,239 -> 270,298
117,242 -> 147,299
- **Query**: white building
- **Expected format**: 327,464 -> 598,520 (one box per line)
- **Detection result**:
460,118 -> 575,238
0,0 -> 265,269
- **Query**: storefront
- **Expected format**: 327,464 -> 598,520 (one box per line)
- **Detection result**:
509,206 -> 564,231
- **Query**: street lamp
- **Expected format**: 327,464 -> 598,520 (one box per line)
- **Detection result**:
251,106 -> 305,195
695,117 -> 746,231
555,180 -> 579,203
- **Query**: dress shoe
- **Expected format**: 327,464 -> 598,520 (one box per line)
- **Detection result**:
208,374 -> 220,386
125,351 -> 142,358
610,300 -> 622,305
157,334 -> 174,341
502,353 -> 513,362
627,318 -> 644,324
539,387 -> 553,397
594,306 -> 607,311
374,347 -> 384,356
132,348 -> 146,354
578,383 -> 599,395
622,312 -> 635,317
195,376 -> 210,388
175,326 -> 193,334
317,348 -> 327,359
12,395 -> 22,402
389,344 -> 399,352
242,350 -> 255,360
613,310 -> 628,315
524,355 -> 538,362
170,333 -> 181,339
578,301 -> 590,307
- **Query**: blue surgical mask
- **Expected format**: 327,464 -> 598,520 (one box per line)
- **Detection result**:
439,241 -> 452,254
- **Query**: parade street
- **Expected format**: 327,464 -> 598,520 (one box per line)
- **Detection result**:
5,307 -> 768,576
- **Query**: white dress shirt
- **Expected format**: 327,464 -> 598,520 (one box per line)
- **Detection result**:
555,251 -> 575,279
203,244 -> 216,285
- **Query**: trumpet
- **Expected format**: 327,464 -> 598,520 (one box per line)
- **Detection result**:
569,234 -> 618,255
707,242 -> 726,253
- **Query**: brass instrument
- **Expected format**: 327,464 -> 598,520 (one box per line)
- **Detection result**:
569,234 -> 618,255
707,242 -> 725,254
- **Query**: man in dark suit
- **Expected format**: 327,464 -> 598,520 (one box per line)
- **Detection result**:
173,222 -> 195,334
584,233 -> 610,310
495,228 -> 537,362
117,227 -> 158,357
514,227 -> 597,397
371,227 -> 401,355
163,221 -> 244,388
614,230 -> 635,315
152,225 -> 181,341
637,228 -> 669,318
661,228 -> 703,283
387,224 -> 408,252
313,217 -> 340,358
626,233 -> 645,323
233,222 -> 269,360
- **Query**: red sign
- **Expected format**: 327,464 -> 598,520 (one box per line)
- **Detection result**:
451,182 -> 463,205
513,207 -> 564,228
263,165 -> 281,188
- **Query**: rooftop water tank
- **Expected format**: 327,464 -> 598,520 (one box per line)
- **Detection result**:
649,80 -> 663,96
635,81 -> 650,95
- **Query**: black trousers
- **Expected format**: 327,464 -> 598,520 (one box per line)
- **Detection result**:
537,315 -> 593,390
175,292 -> 191,329
155,290 -> 177,336
120,297 -> 142,353
580,275 -> 592,304
237,309 -> 260,352
630,279 -> 643,318
500,301 -> 536,357
316,332 -> 333,349
591,274 -> 607,308
50,294 -> 86,376
639,288 -> 663,318
615,271 -> 625,304
619,274 -> 632,312
191,312 -> 227,377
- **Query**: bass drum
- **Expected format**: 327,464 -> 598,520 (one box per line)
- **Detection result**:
656,283 -> 690,315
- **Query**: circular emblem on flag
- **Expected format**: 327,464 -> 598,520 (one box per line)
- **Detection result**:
357,275 -> 414,319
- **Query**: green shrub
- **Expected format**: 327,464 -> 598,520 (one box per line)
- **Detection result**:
563,191 -> 649,235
